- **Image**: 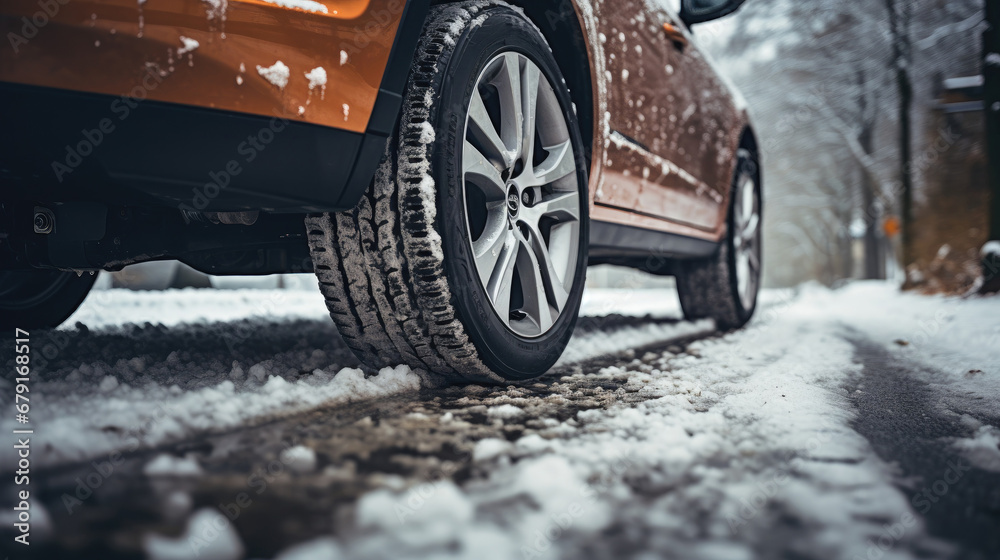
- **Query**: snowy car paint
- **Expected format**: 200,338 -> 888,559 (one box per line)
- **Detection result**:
573,0 -> 751,243
0,0 -> 403,133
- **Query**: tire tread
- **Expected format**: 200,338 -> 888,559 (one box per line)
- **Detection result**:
306,2 -> 511,383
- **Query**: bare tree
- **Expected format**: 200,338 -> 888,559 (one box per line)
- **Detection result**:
884,0 -> 914,281
701,0 -> 985,287
983,0 -> 1000,293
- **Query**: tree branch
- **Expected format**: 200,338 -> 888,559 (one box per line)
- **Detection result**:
915,12 -> 984,50
814,102 -> 891,194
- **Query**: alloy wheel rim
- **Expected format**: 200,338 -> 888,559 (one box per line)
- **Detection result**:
461,52 -> 581,338
733,173 -> 761,311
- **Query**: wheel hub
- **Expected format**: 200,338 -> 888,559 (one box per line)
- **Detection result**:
506,185 -> 520,217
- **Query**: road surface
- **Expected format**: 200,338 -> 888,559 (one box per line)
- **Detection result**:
1,282 -> 998,560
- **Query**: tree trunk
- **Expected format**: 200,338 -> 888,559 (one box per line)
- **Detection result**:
982,0 -> 1000,293
897,68 -> 914,276
856,69 -> 884,280
860,170 -> 883,279
885,0 -> 914,282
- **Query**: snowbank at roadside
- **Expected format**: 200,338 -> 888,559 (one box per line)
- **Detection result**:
800,282 -> 1000,418
64,287 -> 329,329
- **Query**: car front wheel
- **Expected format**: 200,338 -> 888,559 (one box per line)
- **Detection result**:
306,1 -> 589,383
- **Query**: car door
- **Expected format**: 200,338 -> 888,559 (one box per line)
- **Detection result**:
596,0 -> 741,233
593,0 -> 674,213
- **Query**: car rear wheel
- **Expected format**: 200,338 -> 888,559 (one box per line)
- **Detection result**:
0,270 -> 97,330
676,148 -> 761,330
305,1 -> 589,383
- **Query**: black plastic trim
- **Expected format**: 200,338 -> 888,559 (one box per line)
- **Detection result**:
680,0 -> 748,25
589,220 -> 719,260
339,133 -> 391,209
367,90 -> 404,136
0,82 -> 366,211
376,0 -> 430,97
336,0 -> 430,208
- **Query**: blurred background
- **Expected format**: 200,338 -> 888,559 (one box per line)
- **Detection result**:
698,0 -> 989,293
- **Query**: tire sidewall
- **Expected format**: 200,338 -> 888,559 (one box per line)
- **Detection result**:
431,8 -> 589,380
0,271 -> 96,329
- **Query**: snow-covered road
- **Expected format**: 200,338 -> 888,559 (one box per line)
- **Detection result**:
1,282 -> 998,560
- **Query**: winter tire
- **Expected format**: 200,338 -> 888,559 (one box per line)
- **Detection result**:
306,2 -> 589,383
0,270 -> 97,330
676,148 -> 761,330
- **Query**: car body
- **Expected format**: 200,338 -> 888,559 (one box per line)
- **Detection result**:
0,0 -> 759,379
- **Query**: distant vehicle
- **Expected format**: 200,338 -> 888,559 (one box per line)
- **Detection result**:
0,0 -> 760,382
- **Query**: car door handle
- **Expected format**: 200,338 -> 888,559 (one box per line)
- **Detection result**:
662,22 -> 688,49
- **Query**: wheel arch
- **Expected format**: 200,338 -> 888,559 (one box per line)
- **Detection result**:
738,124 -> 763,204
429,0 -> 596,171
739,125 -> 761,167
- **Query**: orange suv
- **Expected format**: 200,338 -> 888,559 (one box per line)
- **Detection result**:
0,0 -> 760,382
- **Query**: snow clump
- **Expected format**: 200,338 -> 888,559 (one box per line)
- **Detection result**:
257,61 -> 290,89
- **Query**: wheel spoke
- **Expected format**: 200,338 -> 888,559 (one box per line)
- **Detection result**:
473,217 -> 511,286
740,212 -> 759,249
529,140 -> 576,187
532,191 -> 579,223
748,246 -> 761,271
737,252 -> 750,300
520,60 -> 541,169
536,241 -> 570,312
487,231 -> 519,322
515,232 -> 555,333
468,89 -> 510,167
734,182 -> 744,229
463,140 -> 507,201
733,172 -> 760,311
493,53 -> 524,162
740,179 -> 755,228
523,224 -> 570,312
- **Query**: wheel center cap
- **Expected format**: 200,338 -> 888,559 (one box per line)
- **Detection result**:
506,185 -> 520,217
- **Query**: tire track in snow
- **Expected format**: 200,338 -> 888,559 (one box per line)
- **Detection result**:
10,328 -> 721,559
